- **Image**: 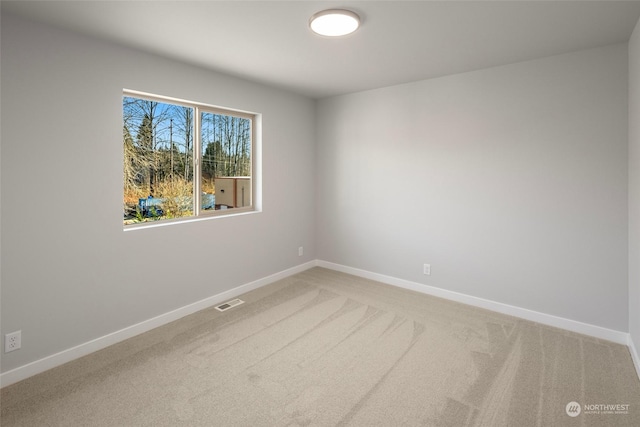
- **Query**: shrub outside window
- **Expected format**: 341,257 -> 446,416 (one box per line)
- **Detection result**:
123,91 -> 256,227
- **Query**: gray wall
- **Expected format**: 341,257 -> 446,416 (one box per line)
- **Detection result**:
317,44 -> 629,332
630,18 -> 640,352
0,14 -> 316,373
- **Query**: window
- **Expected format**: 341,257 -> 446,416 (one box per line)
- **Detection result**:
123,91 -> 257,227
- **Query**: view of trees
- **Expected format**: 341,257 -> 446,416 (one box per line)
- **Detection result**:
123,96 -> 252,224
201,110 -> 252,181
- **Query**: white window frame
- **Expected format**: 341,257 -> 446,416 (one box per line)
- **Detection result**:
123,89 -> 260,230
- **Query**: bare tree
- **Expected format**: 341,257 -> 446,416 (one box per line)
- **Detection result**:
172,105 -> 193,181
123,98 -> 173,195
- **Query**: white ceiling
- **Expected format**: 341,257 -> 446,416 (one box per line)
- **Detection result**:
3,1 -> 640,99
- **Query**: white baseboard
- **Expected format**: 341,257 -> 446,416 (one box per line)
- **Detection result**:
317,260 -> 630,346
0,261 -> 317,388
629,335 -> 640,381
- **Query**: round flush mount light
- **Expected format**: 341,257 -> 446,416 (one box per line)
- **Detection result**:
309,9 -> 360,37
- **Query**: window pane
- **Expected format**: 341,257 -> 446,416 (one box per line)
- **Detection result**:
123,97 -> 194,225
200,112 -> 252,211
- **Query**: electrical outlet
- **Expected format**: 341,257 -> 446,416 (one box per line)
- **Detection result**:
423,264 -> 431,275
298,246 -> 304,256
5,331 -> 21,353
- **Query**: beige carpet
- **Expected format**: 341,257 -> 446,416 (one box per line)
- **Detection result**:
2,267 -> 639,426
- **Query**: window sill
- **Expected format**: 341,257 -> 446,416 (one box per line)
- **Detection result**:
123,207 -> 259,232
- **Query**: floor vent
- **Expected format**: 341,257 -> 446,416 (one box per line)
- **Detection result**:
215,298 -> 245,312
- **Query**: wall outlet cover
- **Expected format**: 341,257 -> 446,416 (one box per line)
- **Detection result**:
5,331 -> 21,353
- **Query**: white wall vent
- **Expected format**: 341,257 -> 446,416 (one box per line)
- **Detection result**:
215,298 -> 245,312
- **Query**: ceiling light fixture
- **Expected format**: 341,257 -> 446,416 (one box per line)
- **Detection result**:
309,9 -> 360,37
